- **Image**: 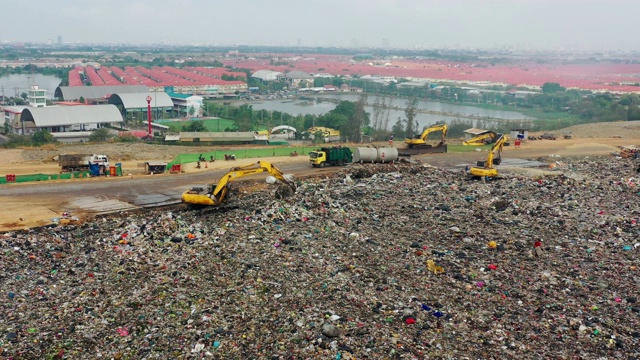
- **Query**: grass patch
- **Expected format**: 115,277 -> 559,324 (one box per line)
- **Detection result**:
167,146 -> 325,167
463,102 -> 579,122
162,118 -> 236,132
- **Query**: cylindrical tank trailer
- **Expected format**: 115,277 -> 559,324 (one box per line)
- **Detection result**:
352,147 -> 399,163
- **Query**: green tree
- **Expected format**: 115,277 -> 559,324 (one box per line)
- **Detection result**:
312,130 -> 326,144
349,95 -> 367,142
541,82 -> 566,94
79,96 -> 85,104
316,99 -> 370,142
20,92 -> 28,100
32,130 -> 55,145
391,117 -> 406,140
182,121 -> 207,132
89,128 -> 114,142
628,105 -> 640,121
231,104 -> 254,131
404,97 -> 418,138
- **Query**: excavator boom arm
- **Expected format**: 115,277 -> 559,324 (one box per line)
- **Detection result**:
419,124 -> 447,142
404,123 -> 448,146
208,161 -> 295,204
486,134 -> 507,168
463,131 -> 497,146
469,133 -> 507,178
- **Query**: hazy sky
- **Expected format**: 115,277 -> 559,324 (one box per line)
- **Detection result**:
1,0 -> 638,50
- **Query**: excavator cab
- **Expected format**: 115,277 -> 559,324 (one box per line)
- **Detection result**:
182,161 -> 296,206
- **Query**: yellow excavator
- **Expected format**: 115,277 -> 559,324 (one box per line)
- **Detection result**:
404,123 -> 448,149
181,161 -> 296,206
462,131 -> 499,146
469,133 -> 507,178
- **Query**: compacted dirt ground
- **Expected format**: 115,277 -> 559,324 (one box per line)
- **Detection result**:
1,121 -> 639,231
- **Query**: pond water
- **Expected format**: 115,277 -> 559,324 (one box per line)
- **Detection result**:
0,74 -> 62,99
240,93 -> 533,130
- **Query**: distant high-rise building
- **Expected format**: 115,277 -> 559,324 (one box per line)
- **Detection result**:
382,38 -> 390,48
57,35 -> 62,44
297,38 -> 302,46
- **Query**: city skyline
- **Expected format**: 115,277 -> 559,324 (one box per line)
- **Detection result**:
1,0 -> 639,51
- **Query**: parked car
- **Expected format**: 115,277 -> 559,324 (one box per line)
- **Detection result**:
540,133 -> 557,140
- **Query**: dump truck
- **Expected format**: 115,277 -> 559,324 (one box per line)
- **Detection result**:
309,146 -> 352,167
58,154 -> 109,172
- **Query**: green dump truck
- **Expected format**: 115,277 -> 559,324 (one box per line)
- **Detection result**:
309,146 -> 352,167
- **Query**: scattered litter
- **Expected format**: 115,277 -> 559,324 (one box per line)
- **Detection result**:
1,158 -> 639,358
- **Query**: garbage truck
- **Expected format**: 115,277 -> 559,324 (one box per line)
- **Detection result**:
58,154 -> 109,172
309,146 -> 352,167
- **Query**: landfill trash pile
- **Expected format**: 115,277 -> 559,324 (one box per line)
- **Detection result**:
1,156 -> 639,359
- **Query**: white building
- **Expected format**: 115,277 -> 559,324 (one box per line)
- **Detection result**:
2,106 -> 28,134
18,105 -> 123,141
251,70 -> 284,82
28,85 -> 47,108
284,71 -> 314,88
168,93 -> 204,117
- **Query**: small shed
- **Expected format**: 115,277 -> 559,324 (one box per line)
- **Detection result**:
463,128 -> 491,140
509,128 -> 529,140
145,161 -> 167,174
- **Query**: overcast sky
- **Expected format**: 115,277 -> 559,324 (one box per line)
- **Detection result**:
1,0 -> 638,50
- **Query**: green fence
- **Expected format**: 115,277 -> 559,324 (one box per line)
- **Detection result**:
1,171 -> 91,185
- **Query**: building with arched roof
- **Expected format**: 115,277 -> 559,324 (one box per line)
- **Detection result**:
284,71 -> 313,88
108,92 -> 174,122
17,105 -> 123,141
270,125 -> 297,140
251,70 -> 283,82
54,85 -> 149,102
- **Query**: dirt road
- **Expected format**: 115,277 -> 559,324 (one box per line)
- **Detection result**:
0,134 -> 636,231
0,156 -> 330,231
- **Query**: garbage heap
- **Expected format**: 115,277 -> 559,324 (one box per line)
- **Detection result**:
1,156 -> 639,359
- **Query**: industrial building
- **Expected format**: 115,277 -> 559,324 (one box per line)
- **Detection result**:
54,85 -> 149,102
167,93 -> 204,117
17,105 -> 123,142
283,71 -> 314,88
251,70 -> 284,83
107,92 -> 174,122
